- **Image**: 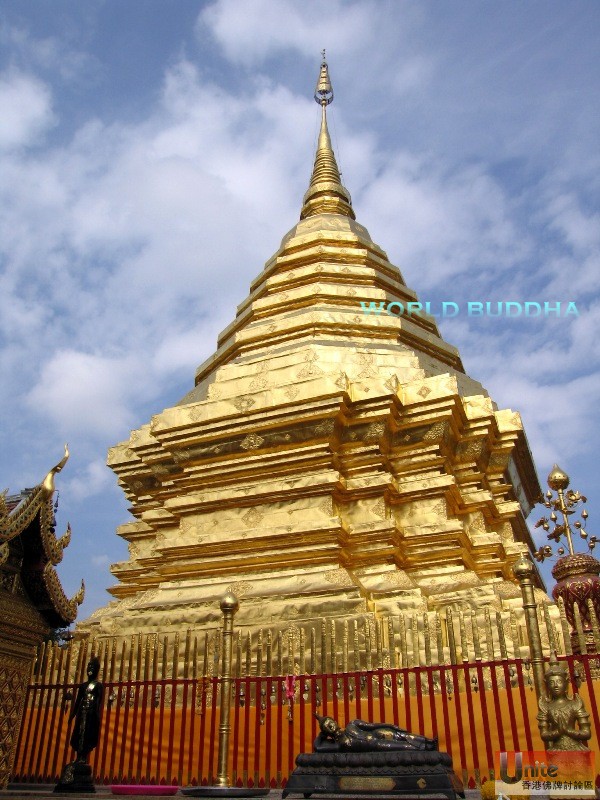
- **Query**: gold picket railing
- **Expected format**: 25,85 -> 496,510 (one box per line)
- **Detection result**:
28,598 -> 591,691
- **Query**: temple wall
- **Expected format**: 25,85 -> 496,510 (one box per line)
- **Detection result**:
0,583 -> 50,788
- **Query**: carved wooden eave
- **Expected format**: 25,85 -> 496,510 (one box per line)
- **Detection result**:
0,447 -> 84,628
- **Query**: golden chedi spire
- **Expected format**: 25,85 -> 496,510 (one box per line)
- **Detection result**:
79,55 -> 543,655
300,52 -> 355,220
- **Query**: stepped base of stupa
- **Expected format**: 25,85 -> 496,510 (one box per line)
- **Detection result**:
79,364 -> 542,650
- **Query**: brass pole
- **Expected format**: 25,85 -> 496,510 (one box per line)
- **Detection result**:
513,555 -> 545,699
216,592 -> 238,788
555,485 -> 576,555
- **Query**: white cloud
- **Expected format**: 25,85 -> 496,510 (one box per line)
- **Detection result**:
152,315 -> 233,378
64,458 -> 115,502
490,371 -> 600,467
541,191 -> 600,295
197,0 -> 434,111
361,153 -> 527,290
548,194 -> 599,252
0,23 -> 97,83
0,69 -> 55,150
198,0 -> 376,66
26,350 -> 143,439
0,60 -> 317,446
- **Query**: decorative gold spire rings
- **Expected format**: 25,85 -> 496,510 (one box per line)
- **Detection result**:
301,55 -> 354,221
314,51 -> 333,105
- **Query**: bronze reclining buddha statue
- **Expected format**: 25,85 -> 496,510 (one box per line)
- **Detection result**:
283,714 -> 464,799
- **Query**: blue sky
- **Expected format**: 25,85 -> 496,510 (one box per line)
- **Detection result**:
1,0 -> 599,621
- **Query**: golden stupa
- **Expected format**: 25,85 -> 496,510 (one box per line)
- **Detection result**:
80,58 -> 543,648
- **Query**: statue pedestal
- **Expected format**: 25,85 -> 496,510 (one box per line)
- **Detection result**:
282,750 -> 464,799
54,760 -> 95,793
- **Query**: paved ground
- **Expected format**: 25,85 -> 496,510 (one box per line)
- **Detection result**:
0,787 -> 485,800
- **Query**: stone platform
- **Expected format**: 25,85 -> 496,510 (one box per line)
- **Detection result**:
282,749 -> 465,798
2,789 -> 485,800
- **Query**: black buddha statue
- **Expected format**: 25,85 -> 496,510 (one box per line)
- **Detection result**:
314,714 -> 438,752
55,656 -> 104,793
70,656 -> 104,762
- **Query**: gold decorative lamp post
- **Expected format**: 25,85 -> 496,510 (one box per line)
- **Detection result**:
216,592 -> 238,788
534,465 -> 600,654
182,593 -> 269,797
513,555 -> 546,698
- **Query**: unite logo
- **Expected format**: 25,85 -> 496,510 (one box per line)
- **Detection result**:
495,751 -> 596,797
499,752 -> 558,782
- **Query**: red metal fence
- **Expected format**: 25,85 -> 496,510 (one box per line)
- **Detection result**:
11,653 -> 600,789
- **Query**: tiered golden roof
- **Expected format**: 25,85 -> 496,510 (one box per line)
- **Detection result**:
79,59 -> 543,647
1,446 -> 84,628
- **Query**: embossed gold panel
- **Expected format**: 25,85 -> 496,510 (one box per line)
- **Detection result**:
339,776 -> 396,791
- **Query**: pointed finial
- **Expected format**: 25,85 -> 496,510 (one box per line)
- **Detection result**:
314,52 -> 333,106
300,54 -> 354,220
547,464 -> 569,491
513,553 -> 534,581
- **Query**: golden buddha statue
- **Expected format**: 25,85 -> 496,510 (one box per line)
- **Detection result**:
537,654 -> 591,751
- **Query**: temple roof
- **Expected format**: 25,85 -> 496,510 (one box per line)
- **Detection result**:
0,446 -> 84,627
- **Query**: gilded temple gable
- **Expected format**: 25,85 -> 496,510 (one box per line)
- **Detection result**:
1,446 -> 84,628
